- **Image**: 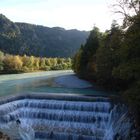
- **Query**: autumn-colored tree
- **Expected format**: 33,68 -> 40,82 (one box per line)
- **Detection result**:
3,55 -> 23,72
0,51 -> 4,71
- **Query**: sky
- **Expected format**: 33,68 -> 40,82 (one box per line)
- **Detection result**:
0,0 -> 119,31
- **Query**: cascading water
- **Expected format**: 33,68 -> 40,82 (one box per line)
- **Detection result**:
0,94 -> 135,140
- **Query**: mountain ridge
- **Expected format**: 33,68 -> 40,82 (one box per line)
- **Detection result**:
0,14 -> 89,57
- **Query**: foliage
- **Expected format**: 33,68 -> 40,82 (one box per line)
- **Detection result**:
112,0 -> 140,27
96,21 -> 123,88
73,27 -> 101,78
3,55 -> 23,72
0,52 -> 72,73
0,14 -> 89,58
73,1 -> 140,126
0,51 -> 4,70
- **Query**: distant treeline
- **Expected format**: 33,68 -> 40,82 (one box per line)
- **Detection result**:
73,0 -> 140,127
0,51 -> 72,73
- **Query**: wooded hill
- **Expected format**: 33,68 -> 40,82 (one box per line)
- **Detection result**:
0,14 -> 89,57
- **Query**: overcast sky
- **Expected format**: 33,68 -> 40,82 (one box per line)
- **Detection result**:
0,0 -> 118,31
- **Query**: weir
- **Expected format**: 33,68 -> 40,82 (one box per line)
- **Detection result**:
0,94 -> 134,140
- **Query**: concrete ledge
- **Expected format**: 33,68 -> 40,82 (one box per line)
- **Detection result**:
0,93 -> 111,105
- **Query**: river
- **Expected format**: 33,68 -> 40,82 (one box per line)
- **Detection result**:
0,70 -> 108,97
0,70 -> 136,140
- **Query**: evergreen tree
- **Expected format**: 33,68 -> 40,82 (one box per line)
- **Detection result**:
73,27 -> 101,78
96,21 -> 123,87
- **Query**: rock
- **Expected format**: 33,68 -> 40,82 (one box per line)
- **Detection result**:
0,132 -> 9,140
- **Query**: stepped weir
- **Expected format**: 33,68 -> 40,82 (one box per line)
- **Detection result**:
0,94 -> 134,140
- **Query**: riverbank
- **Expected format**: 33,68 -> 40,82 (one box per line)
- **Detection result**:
0,132 -> 9,140
54,74 -> 93,88
0,70 -> 72,82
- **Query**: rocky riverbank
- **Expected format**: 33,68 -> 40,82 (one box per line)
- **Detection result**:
0,132 -> 9,140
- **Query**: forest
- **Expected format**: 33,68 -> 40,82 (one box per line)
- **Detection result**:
73,0 -> 140,127
0,51 -> 72,73
0,14 -> 88,58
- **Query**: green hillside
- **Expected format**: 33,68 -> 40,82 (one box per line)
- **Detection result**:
0,14 -> 89,57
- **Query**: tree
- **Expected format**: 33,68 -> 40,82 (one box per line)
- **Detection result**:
39,58 -> 47,70
66,58 -> 72,69
13,56 -> 23,70
73,27 -> 101,78
3,55 -> 23,72
112,0 -> 140,27
21,55 -> 35,71
0,51 -> 4,71
112,13 -> 140,83
49,58 -> 57,68
96,21 -> 124,87
45,59 -> 51,66
34,57 -> 40,70
72,46 -> 83,74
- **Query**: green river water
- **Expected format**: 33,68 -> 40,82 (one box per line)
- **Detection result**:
0,70 -> 109,97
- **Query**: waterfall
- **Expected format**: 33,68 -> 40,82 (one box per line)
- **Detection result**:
0,95 -> 135,140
